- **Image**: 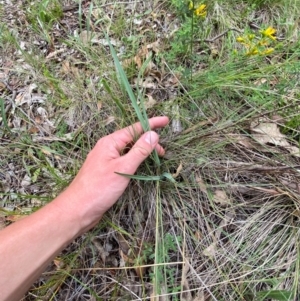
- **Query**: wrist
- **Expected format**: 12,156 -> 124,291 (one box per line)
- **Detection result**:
52,186 -> 105,236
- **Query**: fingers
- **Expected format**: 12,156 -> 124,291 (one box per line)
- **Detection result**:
110,116 -> 169,150
155,143 -> 165,157
121,131 -> 160,173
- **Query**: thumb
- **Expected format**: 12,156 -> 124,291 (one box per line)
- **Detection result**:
122,131 -> 159,172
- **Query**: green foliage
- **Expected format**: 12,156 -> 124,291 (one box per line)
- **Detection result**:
165,0 -> 207,68
26,0 -> 62,25
149,233 -> 182,295
243,0 -> 284,7
42,65 -> 69,106
250,289 -> 294,300
25,0 -> 63,40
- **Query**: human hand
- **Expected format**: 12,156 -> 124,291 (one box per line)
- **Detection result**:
56,116 -> 169,232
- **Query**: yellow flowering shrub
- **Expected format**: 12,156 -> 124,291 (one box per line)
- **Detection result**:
236,26 -> 277,56
260,27 -> 276,41
189,1 -> 207,18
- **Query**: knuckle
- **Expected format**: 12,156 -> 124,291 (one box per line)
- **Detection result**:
134,145 -> 150,157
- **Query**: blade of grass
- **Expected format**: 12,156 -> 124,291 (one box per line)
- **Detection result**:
105,33 -> 148,130
135,53 -> 160,165
101,78 -> 126,115
115,172 -> 176,183
105,33 -> 160,166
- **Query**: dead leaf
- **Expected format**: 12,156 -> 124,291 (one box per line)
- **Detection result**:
53,257 -> 65,269
115,232 -> 130,255
15,83 -> 37,106
134,76 -> 157,89
213,190 -> 231,206
97,101 -> 102,111
203,242 -> 217,258
285,145 -> 300,156
61,60 -> 71,74
91,7 -> 103,19
193,292 -> 205,301
134,46 -> 149,69
172,162 -> 183,178
119,249 -> 135,264
149,69 -> 162,82
194,230 -> 204,240
253,78 -> 267,86
46,49 -> 65,60
37,107 -> 48,119
0,81 -> 6,91
172,118 -> 183,133
78,30 -> 94,45
291,210 -> 300,218
41,147 -> 52,156
104,116 -> 115,126
146,40 -> 161,53
145,94 -> 157,110
21,174 -> 31,187
251,119 -> 300,157
133,19 -> 143,25
251,121 -> 290,147
93,38 -> 120,47
210,45 -> 219,58
234,134 -> 256,148
92,238 -> 109,263
195,176 -> 207,193
29,126 -> 39,134
123,40 -> 160,75
271,115 -> 284,123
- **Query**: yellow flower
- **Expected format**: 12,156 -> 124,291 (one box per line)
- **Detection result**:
189,1 -> 194,10
260,27 -> 276,40
246,47 -> 259,56
195,4 -> 207,17
258,39 -> 270,46
236,36 -> 245,43
261,48 -> 274,55
248,34 -> 255,41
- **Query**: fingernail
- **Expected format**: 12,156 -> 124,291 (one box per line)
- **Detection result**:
144,131 -> 158,146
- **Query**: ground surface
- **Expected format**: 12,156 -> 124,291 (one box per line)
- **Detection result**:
1,0 -> 300,300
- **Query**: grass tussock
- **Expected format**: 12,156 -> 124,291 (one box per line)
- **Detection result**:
1,0 -> 300,300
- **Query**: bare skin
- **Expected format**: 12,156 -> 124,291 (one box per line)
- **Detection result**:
0,116 -> 169,301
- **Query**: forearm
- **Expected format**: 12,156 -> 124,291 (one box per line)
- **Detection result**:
0,191 -> 87,301
0,117 -> 168,301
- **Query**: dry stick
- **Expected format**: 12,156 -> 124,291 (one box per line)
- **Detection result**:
215,165 -> 300,174
42,261 -> 185,274
192,28 -> 243,43
201,27 -> 284,43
